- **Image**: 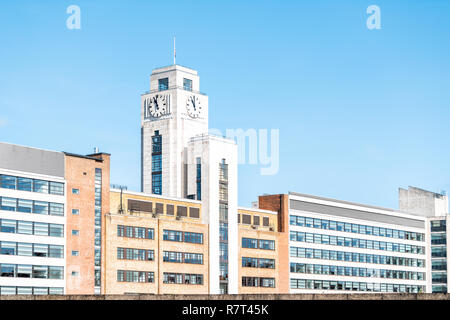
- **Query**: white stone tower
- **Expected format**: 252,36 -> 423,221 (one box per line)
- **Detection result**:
141,65 -> 208,197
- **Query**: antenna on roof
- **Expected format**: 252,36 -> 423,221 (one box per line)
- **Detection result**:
173,36 -> 176,65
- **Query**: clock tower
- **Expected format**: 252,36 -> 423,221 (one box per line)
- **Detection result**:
141,65 -> 209,198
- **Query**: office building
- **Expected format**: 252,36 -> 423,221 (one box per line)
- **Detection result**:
0,142 -> 110,295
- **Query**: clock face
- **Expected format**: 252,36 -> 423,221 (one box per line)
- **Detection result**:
148,94 -> 168,118
186,95 -> 201,118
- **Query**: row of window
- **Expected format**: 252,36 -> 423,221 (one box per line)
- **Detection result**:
163,273 -> 203,285
0,286 -> 64,295
290,262 -> 425,280
0,241 -> 64,258
290,215 -> 425,241
117,248 -> 154,261
290,231 -> 425,255
117,225 -> 154,239
242,238 -> 275,250
0,197 -> 64,216
242,257 -> 276,269
0,174 -> 64,196
163,230 -> 204,244
242,277 -> 275,288
0,218 -> 63,237
290,279 -> 424,293
290,246 -> 425,268
162,251 -> 203,264
0,264 -> 64,279
117,270 -> 154,283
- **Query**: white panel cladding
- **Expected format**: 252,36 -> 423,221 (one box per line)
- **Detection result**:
141,65 -> 208,198
0,278 -> 65,288
288,194 -> 428,293
0,170 -> 67,293
187,135 -> 238,294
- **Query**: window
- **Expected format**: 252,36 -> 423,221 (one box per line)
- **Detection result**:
72,188 -> 80,195
71,271 -> 79,277
1,176 -> 16,189
163,230 -> 183,242
33,266 -> 48,279
72,251 -> 79,256
184,232 -> 203,244
17,221 -> 33,235
34,223 -> 49,236
1,242 -> 16,255
34,180 -> 49,193
17,178 -> 32,191
183,78 -> 193,91
17,199 -> 32,213
72,230 -> 79,236
49,182 -> 64,195
1,197 -> 16,211
242,238 -> 258,249
33,201 -> 48,215
158,78 -> 169,91
72,209 -> 79,215
1,220 -> 16,233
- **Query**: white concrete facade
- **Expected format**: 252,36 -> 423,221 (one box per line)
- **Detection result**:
287,192 -> 428,294
186,134 -> 238,294
0,167 -> 66,294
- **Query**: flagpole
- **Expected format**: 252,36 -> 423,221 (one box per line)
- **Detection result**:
173,36 -> 176,65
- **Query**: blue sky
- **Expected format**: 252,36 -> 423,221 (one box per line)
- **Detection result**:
1,0 -> 449,209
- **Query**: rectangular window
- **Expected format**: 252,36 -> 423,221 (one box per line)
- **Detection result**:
158,78 -> 169,91
49,182 -> 64,195
34,180 -> 49,193
33,201 -> 48,215
1,176 -> 16,189
17,178 -> 32,191
72,188 -> 80,195
17,221 -> 33,235
183,78 -> 193,91
1,197 -> 16,211
1,220 -> 16,233
34,223 -> 49,236
17,199 -> 32,213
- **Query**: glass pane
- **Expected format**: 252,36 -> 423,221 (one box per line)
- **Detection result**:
33,180 -> 49,193
49,182 -> 64,195
1,197 -> 17,211
17,199 -> 32,213
33,201 -> 49,215
17,221 -> 33,235
1,176 -> 16,189
1,220 -> 17,233
17,178 -> 32,191
34,223 -> 49,236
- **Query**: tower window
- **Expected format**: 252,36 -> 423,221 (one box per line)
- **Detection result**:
151,131 -> 162,195
196,157 -> 201,200
158,78 -> 169,91
183,78 -> 192,91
